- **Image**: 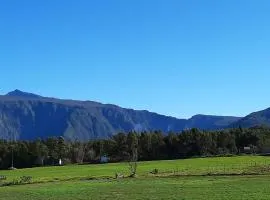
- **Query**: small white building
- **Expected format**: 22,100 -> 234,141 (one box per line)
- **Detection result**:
100,156 -> 109,163
244,147 -> 251,151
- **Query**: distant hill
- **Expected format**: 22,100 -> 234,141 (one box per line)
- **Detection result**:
231,108 -> 270,128
185,114 -> 242,130
0,90 -> 241,140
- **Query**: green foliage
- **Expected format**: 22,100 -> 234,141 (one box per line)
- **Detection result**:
19,176 -> 32,184
0,175 -> 7,182
150,168 -> 159,174
0,126 -> 270,169
0,176 -> 32,187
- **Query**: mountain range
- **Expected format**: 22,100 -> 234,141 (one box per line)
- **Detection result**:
0,90 -> 268,141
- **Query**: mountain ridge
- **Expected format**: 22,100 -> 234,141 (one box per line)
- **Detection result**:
0,90 -> 243,140
231,107 -> 270,128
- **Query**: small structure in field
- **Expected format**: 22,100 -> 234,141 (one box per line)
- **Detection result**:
244,146 -> 251,152
8,167 -> 17,170
100,155 -> 109,163
59,159 -> 63,166
241,146 -> 257,154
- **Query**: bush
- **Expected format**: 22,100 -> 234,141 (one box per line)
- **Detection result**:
150,168 -> 159,175
128,162 -> 138,177
20,176 -> 32,184
0,176 -> 32,187
0,175 -> 7,181
115,172 -> 124,179
1,179 -> 20,187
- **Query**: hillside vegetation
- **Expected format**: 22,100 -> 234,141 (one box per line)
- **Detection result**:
1,126 -> 270,169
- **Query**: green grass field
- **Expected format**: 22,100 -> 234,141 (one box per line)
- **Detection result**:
1,156 -> 270,199
2,156 -> 270,182
1,176 -> 270,200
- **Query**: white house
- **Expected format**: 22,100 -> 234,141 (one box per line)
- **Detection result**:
100,156 -> 109,163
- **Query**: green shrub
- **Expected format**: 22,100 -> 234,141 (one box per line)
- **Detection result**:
150,169 -> 159,174
0,175 -> 7,181
20,176 -> 32,184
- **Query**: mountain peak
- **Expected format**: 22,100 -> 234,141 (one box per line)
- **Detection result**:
6,89 -> 42,99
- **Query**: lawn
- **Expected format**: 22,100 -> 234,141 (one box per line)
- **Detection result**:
1,155 -> 270,183
1,176 -> 270,200
1,156 -> 270,200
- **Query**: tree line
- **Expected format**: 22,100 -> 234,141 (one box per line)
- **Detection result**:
0,126 -> 270,169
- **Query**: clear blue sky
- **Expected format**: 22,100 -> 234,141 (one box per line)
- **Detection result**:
0,0 -> 269,118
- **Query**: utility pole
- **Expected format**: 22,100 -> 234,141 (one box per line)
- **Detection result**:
11,147 -> 14,168
10,132 -> 16,170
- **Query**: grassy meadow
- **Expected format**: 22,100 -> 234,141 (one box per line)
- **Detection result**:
1,175 -> 270,200
1,156 -> 270,199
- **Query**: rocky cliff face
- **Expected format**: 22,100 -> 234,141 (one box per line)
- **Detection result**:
0,90 -> 241,140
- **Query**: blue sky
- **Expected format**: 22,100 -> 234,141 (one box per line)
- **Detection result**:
0,0 -> 269,118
